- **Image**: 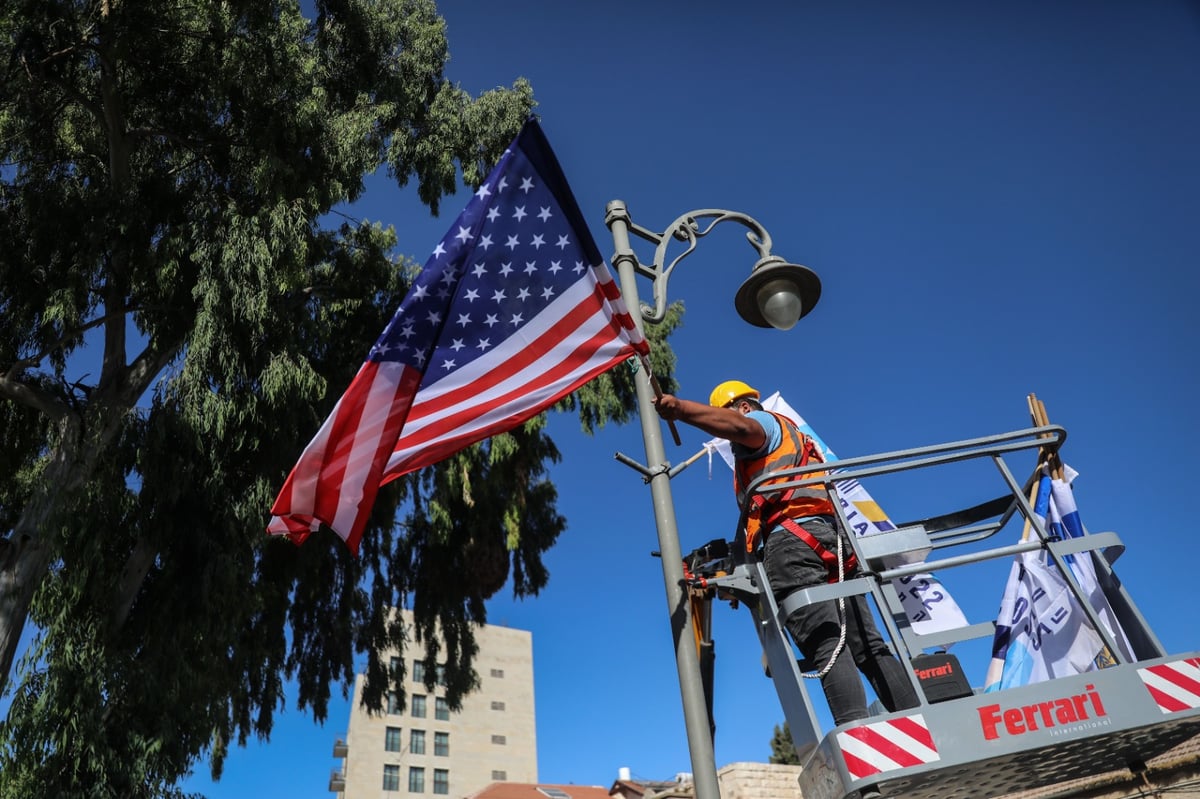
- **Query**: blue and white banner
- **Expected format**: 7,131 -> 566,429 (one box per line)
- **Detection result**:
984,468 -> 1132,690
704,392 -> 968,636
983,547 -> 1105,690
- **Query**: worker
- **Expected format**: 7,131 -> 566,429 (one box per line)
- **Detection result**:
654,380 -> 918,725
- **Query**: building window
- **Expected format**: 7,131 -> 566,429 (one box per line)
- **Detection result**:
434,731 -> 449,756
409,767 -> 425,793
410,729 -> 426,755
435,697 -> 450,721
436,664 -> 446,686
412,660 -> 426,684
383,764 -> 400,791
490,668 -> 504,678
490,701 -> 505,711
391,656 -> 403,678
491,734 -> 506,745
412,694 -> 426,718
385,726 -> 403,753
433,769 -> 449,795
387,692 -> 402,714
492,770 -> 508,781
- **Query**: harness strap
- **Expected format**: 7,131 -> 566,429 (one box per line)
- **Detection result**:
751,494 -> 858,583
780,517 -> 858,583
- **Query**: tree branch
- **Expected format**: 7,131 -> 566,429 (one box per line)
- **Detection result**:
111,537 -> 156,631
5,305 -> 136,382
0,373 -> 70,422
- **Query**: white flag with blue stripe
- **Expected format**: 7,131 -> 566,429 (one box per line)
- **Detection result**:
984,468 -> 1131,690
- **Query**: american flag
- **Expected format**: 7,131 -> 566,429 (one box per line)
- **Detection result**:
268,119 -> 648,553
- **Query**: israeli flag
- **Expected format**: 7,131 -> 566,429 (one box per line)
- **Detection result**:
984,469 -> 1131,690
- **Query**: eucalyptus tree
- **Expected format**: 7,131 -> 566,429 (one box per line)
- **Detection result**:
0,0 -> 678,793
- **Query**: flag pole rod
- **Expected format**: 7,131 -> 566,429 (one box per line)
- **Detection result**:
640,354 -> 682,446
1021,392 -> 1063,541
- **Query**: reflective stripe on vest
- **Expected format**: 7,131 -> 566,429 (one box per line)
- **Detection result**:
734,410 -> 836,552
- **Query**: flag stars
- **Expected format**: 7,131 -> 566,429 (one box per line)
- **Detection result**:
487,206 -> 501,222
556,235 -> 570,250
537,206 -> 552,222
505,235 -> 520,250
463,288 -> 480,302
400,324 -> 415,339
509,312 -> 525,325
450,339 -> 465,352
478,234 -> 493,251
476,338 -> 492,351
441,358 -> 457,370
524,261 -> 538,275
574,260 -> 586,274
520,177 -> 534,193
549,260 -> 562,274
439,269 -> 458,285
498,176 -> 508,191
491,289 -> 507,303
413,350 -> 428,366
431,242 -> 446,258
454,225 -> 473,243
456,313 -> 472,327
412,284 -> 429,300
426,310 -> 442,325
484,314 -> 499,327
531,234 -> 546,249
475,183 -> 492,200
472,263 -> 488,278
541,286 -> 555,300
517,287 -> 531,301
499,262 -> 514,277
513,206 -> 527,221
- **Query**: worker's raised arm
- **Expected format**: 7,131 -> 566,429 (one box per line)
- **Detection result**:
653,394 -> 766,450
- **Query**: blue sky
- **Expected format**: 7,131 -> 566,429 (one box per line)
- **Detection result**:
184,2 -> 1200,796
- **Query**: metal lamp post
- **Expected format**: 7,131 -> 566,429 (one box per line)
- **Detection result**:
605,200 -> 821,799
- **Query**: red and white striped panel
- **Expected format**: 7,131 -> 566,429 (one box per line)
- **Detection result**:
1138,657 -> 1200,714
837,714 -> 940,780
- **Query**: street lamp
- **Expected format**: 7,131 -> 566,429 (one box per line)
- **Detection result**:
605,201 -> 821,799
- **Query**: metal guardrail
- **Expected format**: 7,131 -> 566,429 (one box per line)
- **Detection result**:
700,425 -> 1199,799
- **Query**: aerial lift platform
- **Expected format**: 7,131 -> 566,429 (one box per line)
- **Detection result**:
692,423 -> 1200,799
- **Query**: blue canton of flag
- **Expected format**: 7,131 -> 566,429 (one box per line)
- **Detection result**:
269,119 -> 646,553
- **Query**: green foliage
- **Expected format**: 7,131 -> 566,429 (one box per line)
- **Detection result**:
769,721 -> 801,765
0,0 -> 678,796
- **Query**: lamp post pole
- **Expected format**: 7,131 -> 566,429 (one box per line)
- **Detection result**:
604,199 -> 821,799
606,200 -> 722,799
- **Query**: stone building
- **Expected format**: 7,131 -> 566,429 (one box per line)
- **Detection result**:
330,610 -> 537,798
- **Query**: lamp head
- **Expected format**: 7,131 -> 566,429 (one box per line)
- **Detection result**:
734,256 -> 821,330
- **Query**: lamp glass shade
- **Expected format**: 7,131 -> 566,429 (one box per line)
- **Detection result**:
757,279 -> 803,330
734,258 -> 821,329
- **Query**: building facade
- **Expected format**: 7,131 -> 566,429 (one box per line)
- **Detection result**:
331,610 -> 537,798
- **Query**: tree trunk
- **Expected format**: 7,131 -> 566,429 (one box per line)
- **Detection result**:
0,534 -> 55,696
0,415 -> 88,698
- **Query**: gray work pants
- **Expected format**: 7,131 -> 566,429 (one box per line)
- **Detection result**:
763,515 -> 919,725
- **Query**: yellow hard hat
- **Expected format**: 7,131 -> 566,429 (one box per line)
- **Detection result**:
709,380 -> 759,408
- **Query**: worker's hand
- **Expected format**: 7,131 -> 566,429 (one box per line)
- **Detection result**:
653,393 -> 683,421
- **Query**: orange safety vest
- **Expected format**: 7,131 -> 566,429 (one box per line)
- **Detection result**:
734,411 -> 854,580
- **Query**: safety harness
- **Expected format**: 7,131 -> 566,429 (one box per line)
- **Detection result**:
737,412 -> 857,582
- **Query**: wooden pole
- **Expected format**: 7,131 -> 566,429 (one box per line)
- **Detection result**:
1021,392 -> 1057,541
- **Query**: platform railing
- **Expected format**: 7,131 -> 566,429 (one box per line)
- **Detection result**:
706,424 -> 1166,764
